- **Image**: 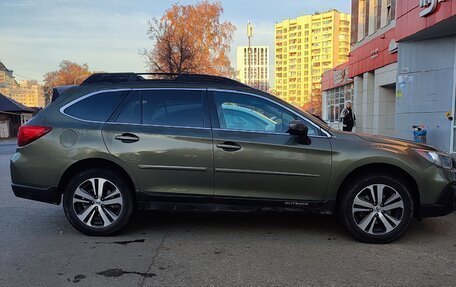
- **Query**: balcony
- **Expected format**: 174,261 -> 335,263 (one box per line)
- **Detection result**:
339,27 -> 349,33
322,61 -> 331,67
339,48 -> 349,54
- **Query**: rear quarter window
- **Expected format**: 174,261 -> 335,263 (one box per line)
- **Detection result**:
64,91 -> 128,122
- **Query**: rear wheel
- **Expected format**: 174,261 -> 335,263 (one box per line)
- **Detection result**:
340,175 -> 414,243
63,169 -> 133,236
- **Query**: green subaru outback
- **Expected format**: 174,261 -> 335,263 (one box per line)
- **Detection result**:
10,73 -> 456,243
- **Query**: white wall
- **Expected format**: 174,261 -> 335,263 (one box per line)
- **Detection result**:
353,63 -> 397,136
362,72 -> 375,134
374,63 -> 397,136
396,35 -> 456,153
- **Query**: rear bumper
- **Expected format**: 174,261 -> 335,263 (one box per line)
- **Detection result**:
419,183 -> 456,217
11,184 -> 61,205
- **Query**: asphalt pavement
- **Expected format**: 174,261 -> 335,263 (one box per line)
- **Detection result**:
0,140 -> 455,286
0,138 -> 17,156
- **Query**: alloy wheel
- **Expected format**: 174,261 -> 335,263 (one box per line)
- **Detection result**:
352,184 -> 404,235
72,178 -> 123,228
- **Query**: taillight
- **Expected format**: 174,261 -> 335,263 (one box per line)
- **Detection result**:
18,125 -> 52,147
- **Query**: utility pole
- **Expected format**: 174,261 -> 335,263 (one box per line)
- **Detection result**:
247,22 -> 253,86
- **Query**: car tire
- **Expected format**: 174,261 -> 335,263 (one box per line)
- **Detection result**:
339,174 -> 414,243
63,168 -> 134,236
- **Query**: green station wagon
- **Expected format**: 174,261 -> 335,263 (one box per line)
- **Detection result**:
10,73 -> 456,243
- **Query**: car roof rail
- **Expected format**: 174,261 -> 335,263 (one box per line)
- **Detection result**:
80,73 -> 145,85
80,72 -> 250,88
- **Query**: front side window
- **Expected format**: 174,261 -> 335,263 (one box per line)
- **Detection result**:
64,91 -> 128,122
213,92 -> 318,135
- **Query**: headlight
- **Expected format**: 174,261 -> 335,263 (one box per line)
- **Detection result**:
415,149 -> 454,170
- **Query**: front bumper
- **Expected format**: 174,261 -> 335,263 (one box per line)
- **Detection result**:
419,183 -> 456,217
11,184 -> 61,205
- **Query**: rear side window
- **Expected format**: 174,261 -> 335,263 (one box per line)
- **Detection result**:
140,90 -> 205,128
64,91 -> 128,122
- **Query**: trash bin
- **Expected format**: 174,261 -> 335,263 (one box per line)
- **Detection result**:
413,124 -> 427,144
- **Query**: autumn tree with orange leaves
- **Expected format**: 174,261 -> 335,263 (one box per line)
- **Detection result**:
43,60 -> 92,102
301,88 -> 322,117
142,1 -> 236,77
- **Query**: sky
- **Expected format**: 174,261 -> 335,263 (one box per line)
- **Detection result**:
0,0 -> 350,84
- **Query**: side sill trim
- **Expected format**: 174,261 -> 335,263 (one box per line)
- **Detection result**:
138,191 -> 336,214
136,198 -> 336,215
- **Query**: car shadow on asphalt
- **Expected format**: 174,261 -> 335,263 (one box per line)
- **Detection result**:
124,211 -> 352,240
120,211 -> 455,244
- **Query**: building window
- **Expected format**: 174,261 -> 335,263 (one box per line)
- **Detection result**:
386,0 -> 395,24
359,0 -> 368,39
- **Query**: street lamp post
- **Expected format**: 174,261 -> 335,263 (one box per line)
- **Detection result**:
247,22 -> 253,86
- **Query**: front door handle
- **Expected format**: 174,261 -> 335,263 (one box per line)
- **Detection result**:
216,141 -> 241,151
115,133 -> 140,143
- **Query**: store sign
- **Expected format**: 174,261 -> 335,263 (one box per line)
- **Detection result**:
419,0 -> 446,17
370,48 -> 379,59
334,67 -> 349,85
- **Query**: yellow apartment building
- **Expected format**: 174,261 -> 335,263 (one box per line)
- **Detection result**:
0,62 -> 45,108
15,80 -> 46,107
275,10 -> 350,108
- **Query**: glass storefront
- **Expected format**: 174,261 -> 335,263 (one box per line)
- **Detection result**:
325,83 -> 353,123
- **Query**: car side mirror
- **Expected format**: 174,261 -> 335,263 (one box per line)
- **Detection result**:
287,120 -> 311,145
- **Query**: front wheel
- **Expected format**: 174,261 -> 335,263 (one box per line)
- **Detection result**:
340,175 -> 414,243
63,169 -> 134,236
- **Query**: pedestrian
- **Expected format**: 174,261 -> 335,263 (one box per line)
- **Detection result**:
340,101 -> 356,132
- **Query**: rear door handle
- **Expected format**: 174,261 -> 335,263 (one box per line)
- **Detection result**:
115,133 -> 140,143
216,141 -> 241,151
